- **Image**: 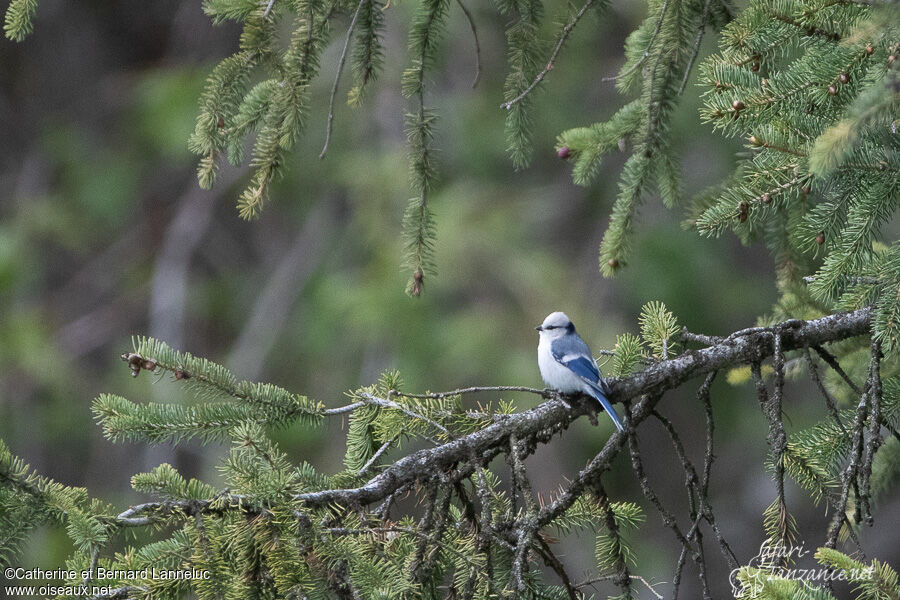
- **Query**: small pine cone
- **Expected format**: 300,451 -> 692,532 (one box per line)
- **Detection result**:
738,201 -> 750,223
828,85 -> 837,95
124,353 -> 143,377
410,268 -> 424,297
557,146 -> 570,159
732,100 -> 745,111
607,259 -> 619,270
762,193 -> 771,204
866,44 -> 875,55
217,116 -> 225,128
839,73 -> 849,84
816,231 -> 825,245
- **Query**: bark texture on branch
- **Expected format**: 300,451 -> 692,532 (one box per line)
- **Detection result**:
294,307 -> 873,508
116,307 -> 872,524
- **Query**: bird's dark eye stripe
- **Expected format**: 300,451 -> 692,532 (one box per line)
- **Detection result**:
545,325 -> 557,330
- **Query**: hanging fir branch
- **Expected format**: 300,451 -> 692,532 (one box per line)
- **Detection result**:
556,0 -> 732,275
400,0 -> 448,296
347,0 -> 384,106
7,0 -> 896,312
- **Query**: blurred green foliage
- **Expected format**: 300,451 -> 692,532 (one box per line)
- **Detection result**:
6,0 -> 868,594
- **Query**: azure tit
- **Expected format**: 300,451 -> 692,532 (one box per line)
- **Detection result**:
536,312 -> 625,432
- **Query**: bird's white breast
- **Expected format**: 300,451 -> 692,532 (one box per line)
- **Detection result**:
538,337 -> 588,394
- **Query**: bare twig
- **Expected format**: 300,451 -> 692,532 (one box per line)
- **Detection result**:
594,480 -> 632,595
82,545 -> 101,587
500,0 -> 602,110
680,326 -> 723,346
324,401 -> 366,415
601,0 -> 671,83
392,385 -> 551,399
628,411 -> 692,549
320,0 -> 367,159
575,574 -> 663,598
825,384 -> 869,549
678,0 -> 713,95
356,435 -> 398,478
455,0 -> 481,88
536,536 -> 578,600
857,338 -> 883,526
813,344 -> 863,395
803,345 -> 846,432
770,332 -> 789,547
359,392 -> 453,438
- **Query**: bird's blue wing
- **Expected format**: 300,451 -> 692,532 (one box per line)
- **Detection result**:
550,336 -> 600,381
558,354 -> 601,382
551,338 -> 624,432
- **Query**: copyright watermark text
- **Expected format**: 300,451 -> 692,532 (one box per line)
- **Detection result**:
4,566 -> 210,597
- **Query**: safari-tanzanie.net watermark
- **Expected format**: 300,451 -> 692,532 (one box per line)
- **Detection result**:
729,541 -> 874,597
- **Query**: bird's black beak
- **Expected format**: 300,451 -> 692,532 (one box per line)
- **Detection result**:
535,325 -> 543,331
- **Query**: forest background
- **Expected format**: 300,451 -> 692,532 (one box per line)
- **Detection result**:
0,0 -> 897,597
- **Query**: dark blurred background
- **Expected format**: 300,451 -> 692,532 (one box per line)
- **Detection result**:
1,0 -> 896,596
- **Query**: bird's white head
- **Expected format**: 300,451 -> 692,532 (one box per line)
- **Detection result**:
536,311 -> 574,340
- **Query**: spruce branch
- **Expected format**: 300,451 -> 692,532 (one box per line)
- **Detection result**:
499,0 -> 610,110
4,307 -> 887,599
305,307 -> 874,511
68,307 -> 873,539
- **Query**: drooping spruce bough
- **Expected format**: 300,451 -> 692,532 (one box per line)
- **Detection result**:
6,0 -> 896,304
2,303 -> 899,599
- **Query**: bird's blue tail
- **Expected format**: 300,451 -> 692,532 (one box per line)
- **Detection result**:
586,382 -> 625,432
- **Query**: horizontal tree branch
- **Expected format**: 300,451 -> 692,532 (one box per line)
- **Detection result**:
296,308 -> 872,506
115,308 -> 872,524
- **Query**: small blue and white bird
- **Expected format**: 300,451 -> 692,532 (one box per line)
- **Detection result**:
536,311 -> 625,432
